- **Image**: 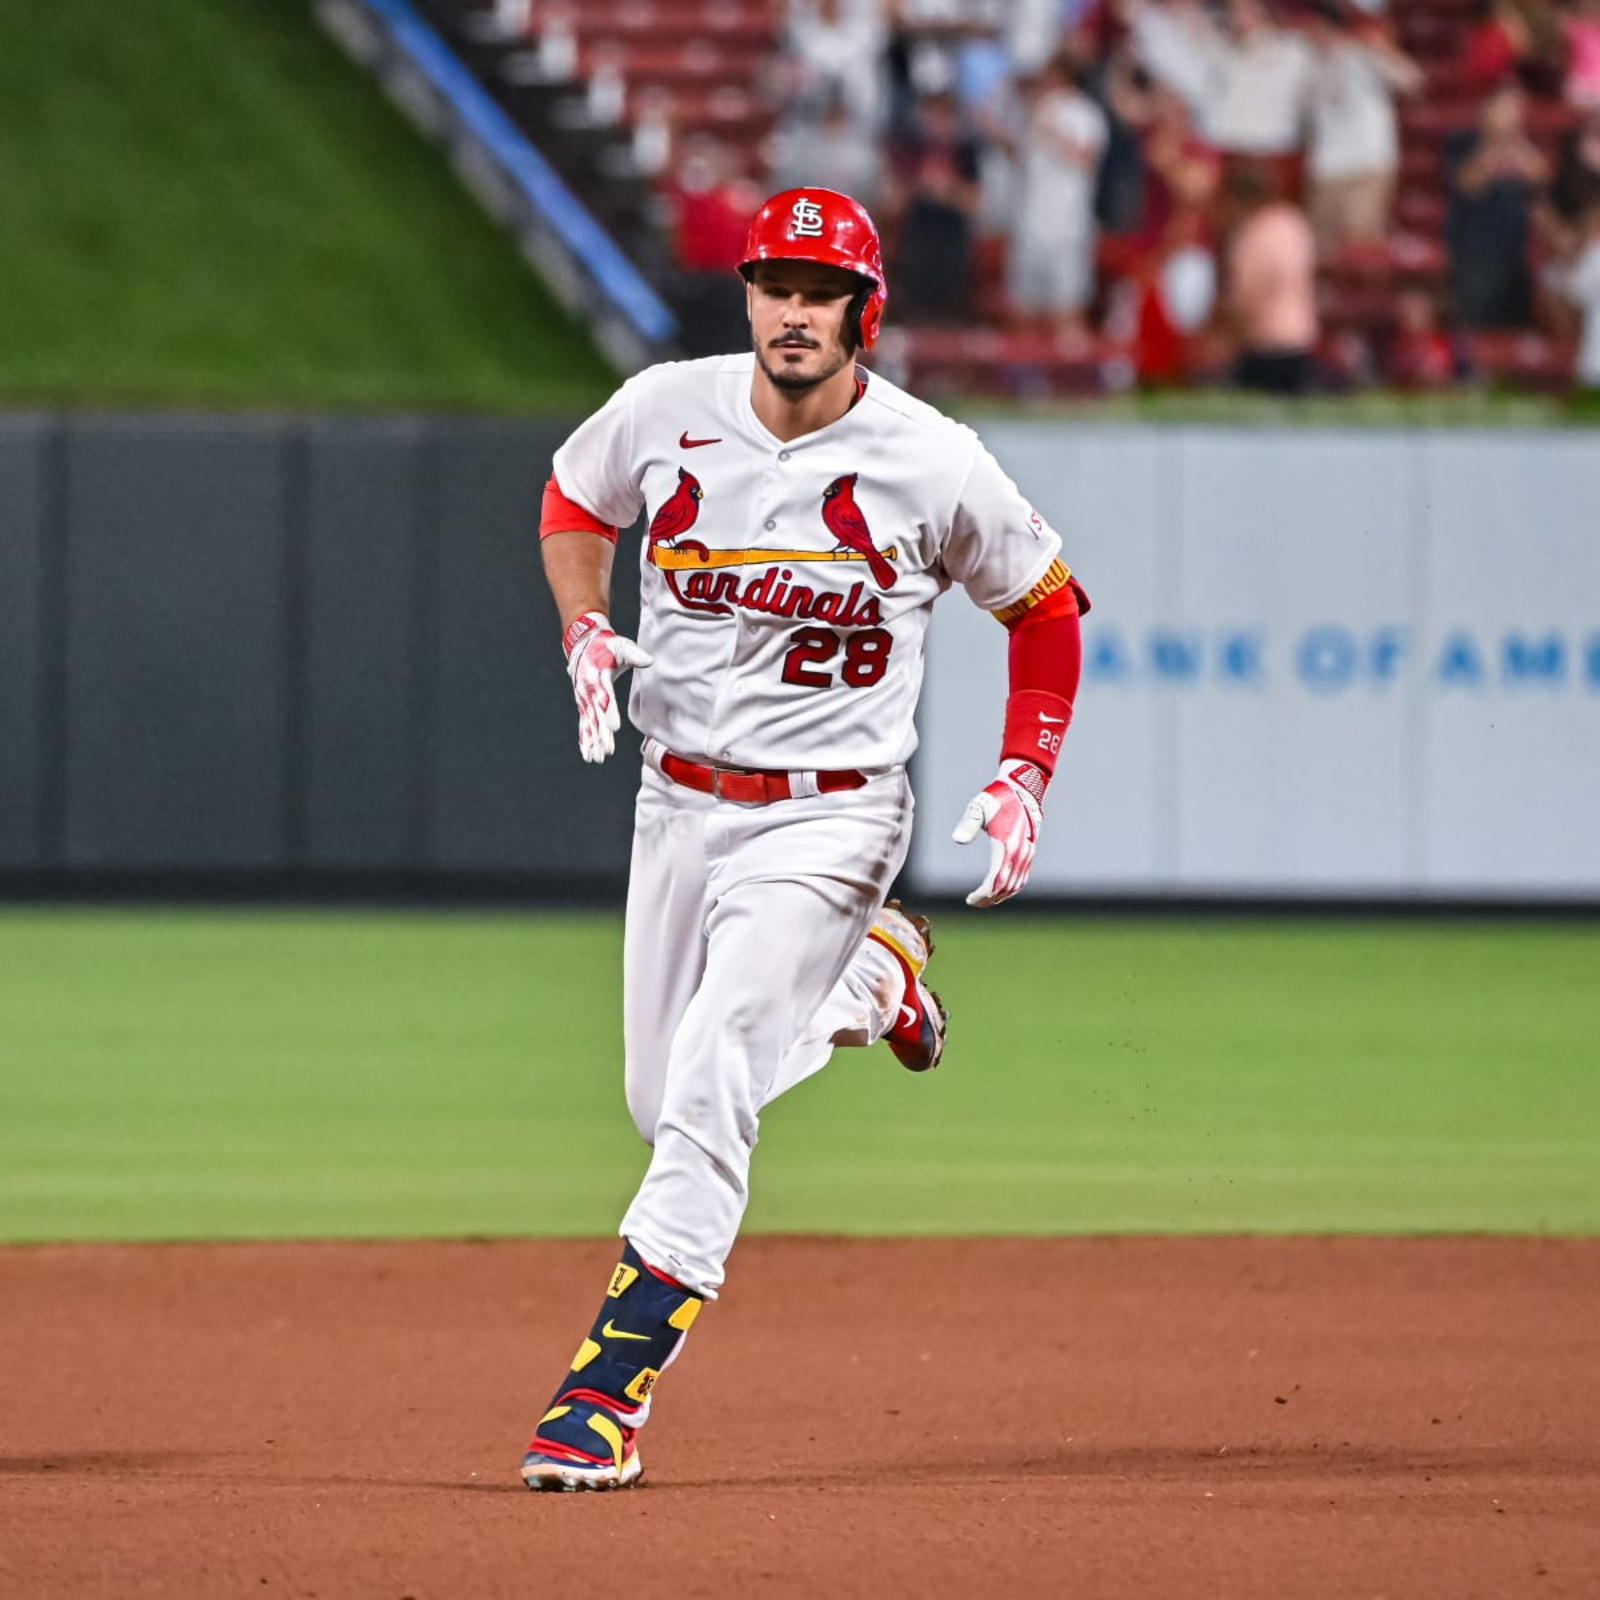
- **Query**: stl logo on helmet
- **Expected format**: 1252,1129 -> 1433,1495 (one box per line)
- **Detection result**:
789,197 -> 825,238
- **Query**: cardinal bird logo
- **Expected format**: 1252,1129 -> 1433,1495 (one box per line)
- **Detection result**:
648,467 -> 704,548
820,474 -> 896,590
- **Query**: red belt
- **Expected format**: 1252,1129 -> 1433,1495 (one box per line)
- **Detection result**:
657,750 -> 869,804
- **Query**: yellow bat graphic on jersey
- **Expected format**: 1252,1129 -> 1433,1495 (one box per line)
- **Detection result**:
650,544 -> 899,571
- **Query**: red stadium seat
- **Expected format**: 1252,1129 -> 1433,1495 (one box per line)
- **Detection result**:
1462,332 -> 1576,390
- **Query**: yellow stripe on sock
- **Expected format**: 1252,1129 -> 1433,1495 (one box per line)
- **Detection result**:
586,1412 -> 625,1471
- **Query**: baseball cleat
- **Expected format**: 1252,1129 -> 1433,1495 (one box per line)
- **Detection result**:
522,1400 -> 643,1492
869,899 -> 949,1072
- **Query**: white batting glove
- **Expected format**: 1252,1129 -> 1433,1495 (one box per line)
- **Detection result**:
951,760 -> 1046,908
562,611 -> 652,764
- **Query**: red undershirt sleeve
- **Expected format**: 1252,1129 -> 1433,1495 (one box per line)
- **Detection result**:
540,474 -> 618,544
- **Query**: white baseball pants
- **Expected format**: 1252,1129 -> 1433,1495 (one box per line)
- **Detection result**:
617,761 -> 914,1297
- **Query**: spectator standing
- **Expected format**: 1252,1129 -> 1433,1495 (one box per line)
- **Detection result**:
1090,37 -> 1158,238
1004,53 -> 1111,336
669,143 -> 759,272
769,90 -> 886,205
666,142 -> 764,355
1444,82 -> 1549,330
885,0 -> 1002,135
1465,0 -> 1569,95
1515,0 -> 1572,95
886,89 -> 984,321
968,57 -> 1026,238
1565,0 -> 1600,109
1009,0 -> 1069,72
784,0 -> 889,129
1303,0 -> 1422,253
1461,0 -> 1533,90
1125,0 -> 1315,169
1461,0 -> 1566,95
1550,105 -> 1600,225
1105,80 -> 1223,381
1008,0 -> 1101,73
1223,162 -> 1320,391
1548,202 -> 1600,390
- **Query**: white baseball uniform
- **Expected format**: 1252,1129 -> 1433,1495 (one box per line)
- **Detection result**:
551,352 -> 1063,1296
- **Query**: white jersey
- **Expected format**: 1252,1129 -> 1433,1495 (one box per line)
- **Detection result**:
551,353 -> 1063,771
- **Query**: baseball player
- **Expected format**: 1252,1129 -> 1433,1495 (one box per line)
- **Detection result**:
521,187 -> 1088,1491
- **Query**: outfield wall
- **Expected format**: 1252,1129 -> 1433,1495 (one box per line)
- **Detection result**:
0,415 -> 1595,900
0,414 -> 642,887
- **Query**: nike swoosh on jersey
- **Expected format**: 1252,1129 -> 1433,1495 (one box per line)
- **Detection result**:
679,432 -> 722,449
1039,715 -> 1067,725
601,1320 -> 651,1342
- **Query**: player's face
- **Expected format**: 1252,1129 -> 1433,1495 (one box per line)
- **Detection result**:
747,261 -> 861,393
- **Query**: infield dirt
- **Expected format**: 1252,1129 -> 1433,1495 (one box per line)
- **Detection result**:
3,1236 -> 1598,1598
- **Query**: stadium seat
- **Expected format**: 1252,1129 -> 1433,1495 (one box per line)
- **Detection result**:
1461,332 -> 1576,390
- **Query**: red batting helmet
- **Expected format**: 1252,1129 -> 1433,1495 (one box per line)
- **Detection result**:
738,188 -> 888,352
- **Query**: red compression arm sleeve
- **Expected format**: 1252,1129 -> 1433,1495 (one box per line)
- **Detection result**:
999,590 -> 1082,778
1009,597 -> 1082,702
540,475 -> 618,543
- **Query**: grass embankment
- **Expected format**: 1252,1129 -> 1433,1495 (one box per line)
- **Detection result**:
2,909 -> 1596,1241
0,0 -> 615,409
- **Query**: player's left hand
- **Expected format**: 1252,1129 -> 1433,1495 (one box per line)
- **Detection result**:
951,760 -> 1046,907
563,611 -> 653,764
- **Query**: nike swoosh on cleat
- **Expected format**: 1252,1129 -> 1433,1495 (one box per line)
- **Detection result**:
601,1320 -> 651,1342
897,1004 -> 919,1030
679,433 -> 721,449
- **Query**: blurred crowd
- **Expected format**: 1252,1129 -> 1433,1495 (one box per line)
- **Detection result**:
652,0 -> 1600,394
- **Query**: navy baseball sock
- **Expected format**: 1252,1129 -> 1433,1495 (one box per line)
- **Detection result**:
530,1242 -> 702,1461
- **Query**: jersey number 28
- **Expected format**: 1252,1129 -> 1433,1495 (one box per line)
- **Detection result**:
781,626 -> 893,689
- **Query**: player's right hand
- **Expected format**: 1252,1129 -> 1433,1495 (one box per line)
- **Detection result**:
951,760 -> 1046,908
562,611 -> 653,764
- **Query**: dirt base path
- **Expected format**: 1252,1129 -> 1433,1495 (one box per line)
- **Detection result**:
3,1237 -> 1598,1599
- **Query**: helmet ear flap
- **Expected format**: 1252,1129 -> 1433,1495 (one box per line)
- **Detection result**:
846,284 -> 870,354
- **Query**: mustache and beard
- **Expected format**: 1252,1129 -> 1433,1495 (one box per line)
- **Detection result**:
754,329 -> 853,393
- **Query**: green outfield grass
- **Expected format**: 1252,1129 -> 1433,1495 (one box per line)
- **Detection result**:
0,0 -> 615,410
1,908 -> 1597,1242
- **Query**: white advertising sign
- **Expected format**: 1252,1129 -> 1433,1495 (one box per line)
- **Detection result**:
914,426 -> 1600,900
